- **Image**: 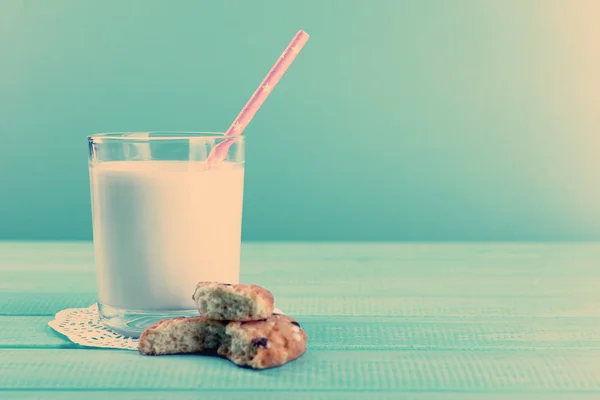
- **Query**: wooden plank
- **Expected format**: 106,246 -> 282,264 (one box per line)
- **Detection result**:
3,290 -> 600,317
2,242 -> 600,270
240,242 -> 600,263
2,243 -> 600,294
3,291 -> 600,317
2,243 -> 600,316
2,392 -> 600,400
0,242 -> 95,271
0,293 -> 96,316
5,245 -> 600,293
4,266 -> 600,297
3,316 -> 600,351
0,271 -> 96,293
2,349 -> 600,391
2,243 -> 600,395
0,317 -> 71,348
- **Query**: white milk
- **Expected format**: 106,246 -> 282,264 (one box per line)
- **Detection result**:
89,161 -> 244,311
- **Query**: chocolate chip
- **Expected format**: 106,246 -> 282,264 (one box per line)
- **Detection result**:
291,321 -> 301,328
251,338 -> 268,348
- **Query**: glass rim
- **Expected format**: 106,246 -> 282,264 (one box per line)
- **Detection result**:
88,131 -> 243,141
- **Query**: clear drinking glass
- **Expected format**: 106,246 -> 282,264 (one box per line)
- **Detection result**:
87,132 -> 245,337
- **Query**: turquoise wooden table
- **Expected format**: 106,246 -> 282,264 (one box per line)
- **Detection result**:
1,242 -> 600,399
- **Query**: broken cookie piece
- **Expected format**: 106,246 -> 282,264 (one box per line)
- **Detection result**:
219,313 -> 307,369
138,317 -> 227,356
139,314 -> 307,369
192,282 -> 274,321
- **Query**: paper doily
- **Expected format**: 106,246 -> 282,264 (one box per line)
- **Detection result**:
48,304 -> 284,351
48,304 -> 139,350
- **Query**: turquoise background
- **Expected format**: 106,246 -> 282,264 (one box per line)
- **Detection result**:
1,0 -> 599,241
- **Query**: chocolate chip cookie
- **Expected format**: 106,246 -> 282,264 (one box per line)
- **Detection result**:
220,313 -> 307,369
139,314 -> 306,369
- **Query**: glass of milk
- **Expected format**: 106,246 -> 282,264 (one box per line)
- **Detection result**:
87,132 -> 245,337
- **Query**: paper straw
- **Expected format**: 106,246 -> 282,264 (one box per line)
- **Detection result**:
206,30 -> 310,164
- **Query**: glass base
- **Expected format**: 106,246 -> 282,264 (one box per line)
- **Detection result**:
98,303 -> 198,338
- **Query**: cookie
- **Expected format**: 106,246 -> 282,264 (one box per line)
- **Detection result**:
139,314 -> 307,369
219,314 -> 307,369
192,282 -> 274,321
138,316 -> 226,356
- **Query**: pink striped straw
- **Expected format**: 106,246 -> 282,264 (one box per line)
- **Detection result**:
206,30 -> 310,164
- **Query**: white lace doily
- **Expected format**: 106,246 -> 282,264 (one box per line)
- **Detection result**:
48,304 -> 139,350
48,304 -> 284,351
